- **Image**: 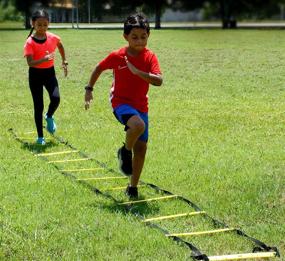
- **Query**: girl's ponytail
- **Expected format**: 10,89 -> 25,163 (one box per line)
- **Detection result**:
27,27 -> 34,39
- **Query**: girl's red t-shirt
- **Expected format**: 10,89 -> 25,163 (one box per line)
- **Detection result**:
24,32 -> 60,69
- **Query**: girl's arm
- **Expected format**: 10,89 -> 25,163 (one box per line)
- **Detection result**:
26,52 -> 54,67
124,56 -> 163,86
57,41 -> 68,77
84,64 -> 104,110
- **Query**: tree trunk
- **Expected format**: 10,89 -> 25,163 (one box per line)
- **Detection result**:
220,0 -> 237,29
24,5 -> 31,29
155,0 -> 162,29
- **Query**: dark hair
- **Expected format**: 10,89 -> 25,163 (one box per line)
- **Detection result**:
124,14 -> 150,35
27,9 -> 49,39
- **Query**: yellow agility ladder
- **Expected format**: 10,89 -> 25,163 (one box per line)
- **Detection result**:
10,128 -> 280,261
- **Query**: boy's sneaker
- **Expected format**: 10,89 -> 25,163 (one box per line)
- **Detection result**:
36,137 -> 46,145
45,114 -> 56,134
125,185 -> 138,200
117,144 -> 132,176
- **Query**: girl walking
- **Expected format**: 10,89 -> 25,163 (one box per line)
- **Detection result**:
24,9 -> 68,145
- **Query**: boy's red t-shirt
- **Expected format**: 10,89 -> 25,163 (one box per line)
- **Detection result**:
99,47 -> 161,113
23,32 -> 60,69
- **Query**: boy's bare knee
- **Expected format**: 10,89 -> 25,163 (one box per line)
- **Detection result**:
128,116 -> 145,134
134,121 -> 145,134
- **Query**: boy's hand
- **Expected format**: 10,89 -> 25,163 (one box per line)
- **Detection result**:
124,56 -> 138,75
84,90 -> 93,110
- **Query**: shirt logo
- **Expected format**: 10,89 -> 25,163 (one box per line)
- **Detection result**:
118,65 -> 127,70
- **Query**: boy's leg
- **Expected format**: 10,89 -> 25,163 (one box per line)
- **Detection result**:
125,113 -> 148,198
117,115 -> 145,175
125,115 -> 145,150
114,105 -> 148,178
131,140 -> 147,187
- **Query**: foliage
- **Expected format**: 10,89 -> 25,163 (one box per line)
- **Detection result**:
9,0 -> 285,29
190,0 -> 285,27
0,0 -> 22,22
14,0 -> 51,13
205,0 -> 281,19
14,0 -> 52,28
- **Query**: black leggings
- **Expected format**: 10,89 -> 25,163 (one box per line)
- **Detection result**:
29,67 -> 60,137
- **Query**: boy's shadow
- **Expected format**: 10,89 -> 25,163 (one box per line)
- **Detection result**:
92,193 -> 161,219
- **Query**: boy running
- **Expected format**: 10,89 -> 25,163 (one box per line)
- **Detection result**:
84,14 -> 162,199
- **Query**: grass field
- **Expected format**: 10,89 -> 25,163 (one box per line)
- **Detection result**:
0,28 -> 284,260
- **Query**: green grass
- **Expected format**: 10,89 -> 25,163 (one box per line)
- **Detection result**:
0,29 -> 284,260
0,21 -> 24,29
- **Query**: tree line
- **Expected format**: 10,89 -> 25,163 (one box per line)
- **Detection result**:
3,0 -> 285,28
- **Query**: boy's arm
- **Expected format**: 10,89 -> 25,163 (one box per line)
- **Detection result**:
84,64 -> 103,110
57,41 -> 68,77
124,56 -> 163,86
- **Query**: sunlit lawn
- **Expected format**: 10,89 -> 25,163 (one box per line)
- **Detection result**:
0,28 -> 284,259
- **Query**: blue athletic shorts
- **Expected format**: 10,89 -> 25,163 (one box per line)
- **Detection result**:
113,104 -> 148,142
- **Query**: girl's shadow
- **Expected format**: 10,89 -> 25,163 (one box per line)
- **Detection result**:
21,140 -> 58,154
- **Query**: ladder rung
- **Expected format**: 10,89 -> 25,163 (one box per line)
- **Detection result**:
102,185 -> 146,191
48,158 -> 91,163
18,137 -> 50,140
142,211 -> 206,222
77,176 -> 127,181
166,228 -> 235,237
119,195 -> 177,205
61,168 -> 103,172
35,150 -> 79,156
208,251 -> 277,261
23,131 -> 37,134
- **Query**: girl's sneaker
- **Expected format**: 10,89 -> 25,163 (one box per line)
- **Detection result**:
45,114 -> 56,134
36,137 -> 46,145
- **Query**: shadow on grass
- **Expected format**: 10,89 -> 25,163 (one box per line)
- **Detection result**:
20,140 -> 59,154
94,195 -> 161,218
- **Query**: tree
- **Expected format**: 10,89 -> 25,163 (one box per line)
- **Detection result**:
69,0 -> 202,27
0,0 -> 22,22
105,0 -> 168,29
134,0 -> 201,29
219,0 -> 237,28
199,0 -> 283,28
215,0 -> 275,28
165,0 -> 285,28
139,0 -> 165,29
14,0 -> 285,29
14,0 -> 51,29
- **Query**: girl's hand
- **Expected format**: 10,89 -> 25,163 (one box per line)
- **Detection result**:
84,89 -> 93,110
44,51 -> 55,61
124,56 -> 138,75
62,61 -> 68,77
